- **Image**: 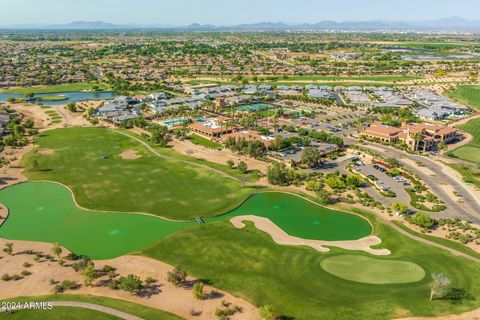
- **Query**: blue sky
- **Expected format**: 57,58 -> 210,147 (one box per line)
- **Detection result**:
1,0 -> 480,26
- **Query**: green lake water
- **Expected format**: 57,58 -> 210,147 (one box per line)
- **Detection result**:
0,182 -> 372,259
213,192 -> 372,241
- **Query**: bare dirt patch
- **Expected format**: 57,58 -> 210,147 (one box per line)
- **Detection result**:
171,138 -> 269,173
119,149 -> 141,160
0,238 -> 258,320
0,144 -> 33,189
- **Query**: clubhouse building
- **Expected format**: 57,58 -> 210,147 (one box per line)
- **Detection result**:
360,122 -> 459,151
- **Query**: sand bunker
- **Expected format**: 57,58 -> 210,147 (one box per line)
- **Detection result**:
119,149 -> 141,160
230,215 -> 391,256
37,148 -> 55,155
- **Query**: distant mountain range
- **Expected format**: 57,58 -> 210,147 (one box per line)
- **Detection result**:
48,21 -> 133,29
4,17 -> 480,31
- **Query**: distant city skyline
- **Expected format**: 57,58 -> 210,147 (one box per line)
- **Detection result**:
1,0 -> 480,26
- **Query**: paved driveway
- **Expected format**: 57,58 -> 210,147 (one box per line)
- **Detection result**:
360,142 -> 480,223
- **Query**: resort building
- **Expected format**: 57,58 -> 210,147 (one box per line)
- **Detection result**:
360,122 -> 459,151
221,130 -> 274,147
188,116 -> 235,139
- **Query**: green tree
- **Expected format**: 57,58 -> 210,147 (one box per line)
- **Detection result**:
66,102 -> 77,112
430,273 -> 451,301
409,213 -> 436,229
392,202 -> 408,214
301,147 -> 322,168
51,242 -> 62,259
118,274 -> 143,295
167,266 -> 187,287
3,243 -> 13,255
192,282 -> 205,300
317,189 -> 333,205
81,265 -> 97,287
237,161 -> 248,173
267,162 -> 292,186
226,160 -> 234,169
258,304 -> 276,320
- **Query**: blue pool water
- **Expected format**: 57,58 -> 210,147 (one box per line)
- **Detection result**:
164,117 -> 204,126
236,103 -> 272,111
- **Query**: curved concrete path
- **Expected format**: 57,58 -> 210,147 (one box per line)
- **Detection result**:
0,301 -> 144,320
380,216 -> 480,264
52,301 -> 144,320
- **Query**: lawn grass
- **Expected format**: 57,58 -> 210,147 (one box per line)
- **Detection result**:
447,86 -> 480,110
22,127 -> 253,220
37,95 -> 68,102
189,134 -> 222,149
446,118 -> 480,164
392,220 -> 480,260
117,129 -> 260,182
0,295 -> 182,320
447,163 -> 480,189
451,147 -> 480,163
0,306 -> 119,320
445,118 -> 480,190
0,82 -> 111,94
43,109 -> 63,124
141,207 -> 480,320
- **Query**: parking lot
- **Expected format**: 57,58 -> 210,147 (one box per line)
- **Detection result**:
353,163 -> 411,206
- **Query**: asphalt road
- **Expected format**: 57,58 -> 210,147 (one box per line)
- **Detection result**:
360,142 -> 480,223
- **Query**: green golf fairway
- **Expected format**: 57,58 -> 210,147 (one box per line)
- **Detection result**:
0,307 -> 120,320
0,182 -> 194,259
21,127 -> 252,220
214,192 -> 372,241
321,255 -> 426,284
0,183 -> 372,259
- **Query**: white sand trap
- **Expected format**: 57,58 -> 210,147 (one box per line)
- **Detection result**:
119,149 -> 141,160
231,215 -> 391,256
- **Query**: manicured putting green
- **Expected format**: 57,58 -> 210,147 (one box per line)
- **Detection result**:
213,192 -> 372,241
0,183 -> 372,259
320,255 -> 426,284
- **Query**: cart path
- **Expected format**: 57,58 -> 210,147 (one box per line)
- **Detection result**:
112,129 -> 240,182
380,216 -> 480,263
52,301 -> 144,320
0,301 -> 144,320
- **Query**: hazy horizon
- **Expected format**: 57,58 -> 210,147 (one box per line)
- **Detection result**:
1,0 -> 480,26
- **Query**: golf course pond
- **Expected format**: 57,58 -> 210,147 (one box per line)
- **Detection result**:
0,91 -> 118,106
0,182 -> 372,259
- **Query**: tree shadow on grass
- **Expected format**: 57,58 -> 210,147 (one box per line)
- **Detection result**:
439,288 -> 475,304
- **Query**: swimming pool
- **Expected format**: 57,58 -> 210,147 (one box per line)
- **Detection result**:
236,104 -> 272,111
163,117 -> 204,126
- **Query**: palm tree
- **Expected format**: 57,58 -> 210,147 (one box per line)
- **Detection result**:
51,242 -> 62,259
